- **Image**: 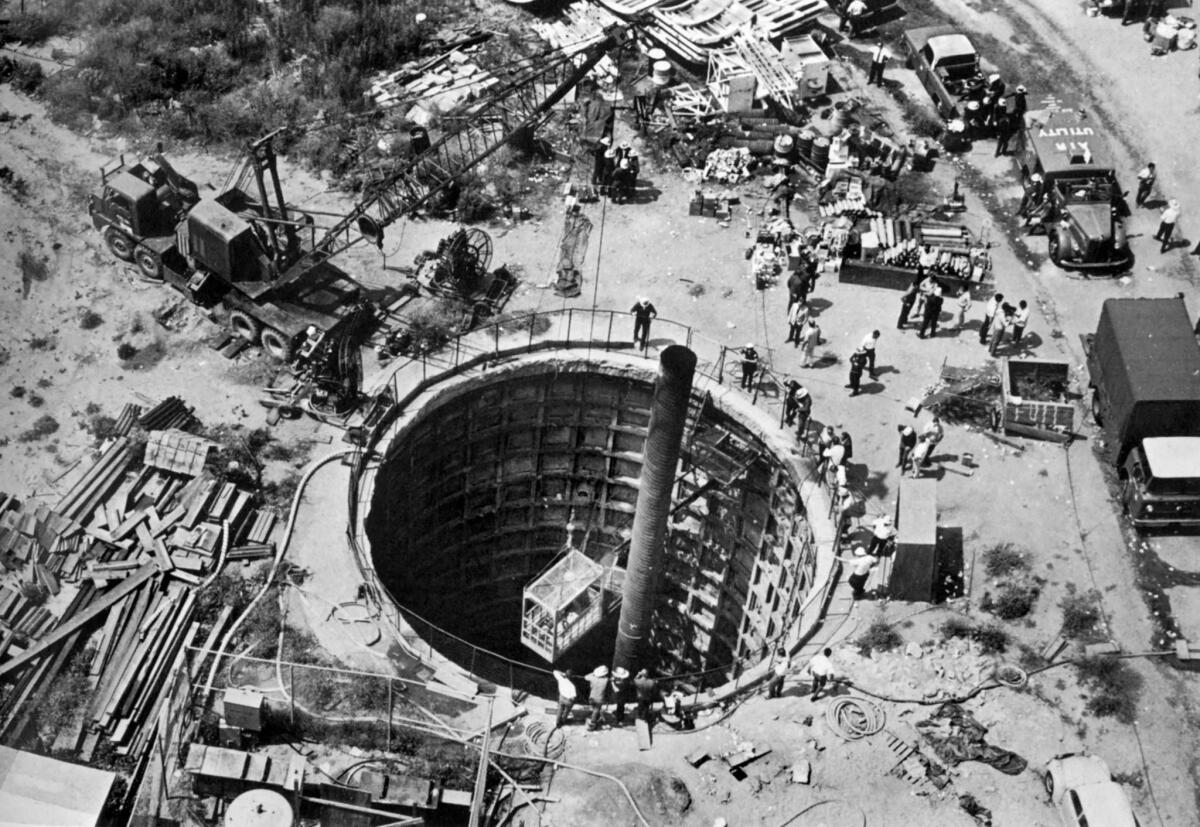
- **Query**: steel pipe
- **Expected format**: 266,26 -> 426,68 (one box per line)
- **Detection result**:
613,345 -> 697,674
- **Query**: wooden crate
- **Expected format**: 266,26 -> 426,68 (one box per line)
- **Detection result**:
1001,358 -> 1074,442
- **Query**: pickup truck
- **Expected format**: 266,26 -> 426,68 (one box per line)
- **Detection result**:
1018,106 -> 1132,271
901,26 -> 986,119
1080,297 -> 1200,529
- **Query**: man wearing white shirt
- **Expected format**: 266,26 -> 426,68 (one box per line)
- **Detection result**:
860,330 -> 880,379
1012,300 -> 1030,344
979,292 -> 1004,345
868,41 -> 888,85
866,515 -> 895,556
808,648 -> 836,701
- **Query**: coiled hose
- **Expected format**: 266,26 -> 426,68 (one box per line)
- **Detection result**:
825,696 -> 886,740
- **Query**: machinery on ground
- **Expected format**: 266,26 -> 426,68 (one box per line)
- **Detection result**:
1080,297 -> 1200,529
902,27 -> 987,119
1017,105 -> 1132,271
88,24 -> 629,405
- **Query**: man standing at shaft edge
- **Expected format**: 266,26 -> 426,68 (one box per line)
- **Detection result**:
634,669 -> 658,723
631,297 -> 657,349
553,669 -> 577,728
767,648 -> 790,698
586,665 -> 610,731
1135,162 -> 1156,207
740,343 -> 760,390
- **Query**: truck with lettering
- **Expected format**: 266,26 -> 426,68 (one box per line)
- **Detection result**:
901,26 -> 986,119
1017,105 -> 1131,271
1080,297 -> 1200,529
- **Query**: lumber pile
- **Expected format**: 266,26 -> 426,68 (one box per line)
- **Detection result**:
0,416 -> 282,760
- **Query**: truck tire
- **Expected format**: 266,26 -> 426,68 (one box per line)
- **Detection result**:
229,310 -> 262,344
260,327 -> 293,362
134,247 -> 162,280
1091,392 -> 1103,425
105,228 -> 135,262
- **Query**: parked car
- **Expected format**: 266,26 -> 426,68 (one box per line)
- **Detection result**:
1043,753 -> 1141,827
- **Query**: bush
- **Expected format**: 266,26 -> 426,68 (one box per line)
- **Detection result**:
857,617 -> 903,655
86,414 -> 119,441
937,616 -> 1010,654
1061,591 -> 1104,641
982,581 -> 1039,620
4,10 -> 71,45
116,342 -> 138,360
79,309 -> 104,330
19,415 -> 59,442
982,543 -> 1029,578
0,56 -> 45,94
1074,655 -> 1142,724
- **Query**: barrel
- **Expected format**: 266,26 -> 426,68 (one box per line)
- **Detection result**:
832,103 -> 852,132
811,136 -> 830,170
773,133 -> 795,166
647,47 -> 667,61
796,129 -> 815,162
651,60 -> 673,86
1178,27 -> 1197,49
410,126 -> 431,155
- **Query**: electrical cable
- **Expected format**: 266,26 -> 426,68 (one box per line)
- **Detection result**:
777,799 -> 867,827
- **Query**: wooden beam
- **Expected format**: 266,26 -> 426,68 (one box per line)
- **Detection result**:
0,564 -> 158,678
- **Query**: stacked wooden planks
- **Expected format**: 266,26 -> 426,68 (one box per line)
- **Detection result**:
0,423 -> 282,760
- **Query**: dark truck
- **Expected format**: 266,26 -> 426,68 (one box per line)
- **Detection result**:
1018,105 -> 1132,271
90,143 -> 374,362
1081,297 -> 1200,529
901,26 -> 986,119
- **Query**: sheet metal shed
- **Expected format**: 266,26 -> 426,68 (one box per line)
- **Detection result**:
0,745 -> 115,827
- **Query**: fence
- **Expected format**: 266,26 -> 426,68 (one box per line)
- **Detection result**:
345,307 -> 847,707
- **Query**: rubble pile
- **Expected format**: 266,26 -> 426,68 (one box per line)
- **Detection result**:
837,638 -> 1001,701
703,147 -> 754,183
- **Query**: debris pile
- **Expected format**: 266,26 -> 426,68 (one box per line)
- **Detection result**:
921,364 -> 1002,429
703,147 -> 754,183
837,639 -> 1001,701
916,702 -> 1028,775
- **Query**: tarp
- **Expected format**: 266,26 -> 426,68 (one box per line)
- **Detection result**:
0,746 -> 115,827
915,703 -> 1027,775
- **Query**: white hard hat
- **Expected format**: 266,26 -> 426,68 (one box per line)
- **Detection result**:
989,73 -> 1001,83
1031,173 -> 1043,182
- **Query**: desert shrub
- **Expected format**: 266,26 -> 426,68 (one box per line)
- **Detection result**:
28,335 -> 55,350
18,249 -> 50,285
79,309 -> 104,329
937,616 -> 1010,654
4,10 -> 71,44
982,543 -> 1029,578
857,617 -> 903,655
19,414 -> 59,442
261,470 -> 301,510
1074,655 -> 1142,723
86,414 -> 119,441
0,56 -> 45,94
982,581 -> 1040,620
1061,591 -> 1105,641
116,342 -> 138,360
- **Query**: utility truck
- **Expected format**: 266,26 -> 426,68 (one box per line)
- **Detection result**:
1080,297 -> 1200,529
1018,105 -> 1131,271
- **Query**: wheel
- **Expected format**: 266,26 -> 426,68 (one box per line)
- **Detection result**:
1091,392 -> 1103,426
463,227 -> 494,274
1042,770 -> 1056,798
134,247 -> 162,280
1048,232 -> 1062,265
105,228 -> 135,262
260,327 -> 294,362
229,310 -> 262,344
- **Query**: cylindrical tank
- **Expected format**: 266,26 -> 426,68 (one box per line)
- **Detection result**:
410,126 -> 431,155
795,129 -> 815,162
811,136 -> 830,170
832,102 -> 851,132
773,133 -> 795,166
225,790 -> 293,827
651,60 -> 673,86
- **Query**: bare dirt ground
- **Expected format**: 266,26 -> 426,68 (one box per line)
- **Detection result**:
3,0 -> 1200,824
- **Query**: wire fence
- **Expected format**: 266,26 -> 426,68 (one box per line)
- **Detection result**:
346,307 -> 847,707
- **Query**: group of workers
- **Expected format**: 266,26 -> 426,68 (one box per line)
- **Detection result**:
591,136 -> 641,204
553,665 -> 695,731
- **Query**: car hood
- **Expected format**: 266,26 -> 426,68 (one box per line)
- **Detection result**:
1066,203 -> 1112,242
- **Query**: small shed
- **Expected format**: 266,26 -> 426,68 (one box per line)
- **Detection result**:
0,745 -> 115,827
520,549 -> 607,662
889,478 -> 938,602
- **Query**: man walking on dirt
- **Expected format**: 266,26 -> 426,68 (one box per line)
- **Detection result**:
1135,162 -> 1156,207
631,297 -> 657,350
766,648 -> 790,698
897,424 -> 917,471
808,648 -> 836,701
860,330 -> 880,378
980,292 -> 1004,345
1155,199 -> 1180,253
917,282 -> 944,339
846,347 -> 868,396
